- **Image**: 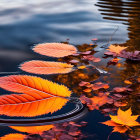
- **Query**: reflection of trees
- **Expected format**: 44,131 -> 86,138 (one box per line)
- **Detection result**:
96,0 -> 140,51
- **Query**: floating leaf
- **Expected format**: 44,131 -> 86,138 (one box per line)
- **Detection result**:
91,38 -> 98,41
109,58 -> 121,63
83,88 -> 92,93
102,108 -> 140,133
79,81 -> 90,87
10,125 -> 54,134
82,55 -> 101,62
80,94 -> 112,110
113,87 -> 132,92
69,59 -> 79,63
107,45 -> 127,54
0,75 -> 71,98
124,80 -> 132,85
78,66 -> 86,69
1,133 -> 26,140
20,60 -> 74,75
33,43 -> 77,57
92,82 -> 109,90
0,93 -> 68,117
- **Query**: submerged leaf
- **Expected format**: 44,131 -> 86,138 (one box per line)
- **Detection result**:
10,125 -> 54,134
33,43 -> 77,57
1,133 -> 26,140
20,60 -> 74,75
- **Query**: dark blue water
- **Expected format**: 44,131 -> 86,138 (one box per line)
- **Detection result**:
0,0 -> 139,140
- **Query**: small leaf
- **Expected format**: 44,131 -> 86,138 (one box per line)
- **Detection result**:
33,43 -> 77,57
83,88 -> 92,93
78,66 -> 86,69
69,59 -> 79,63
124,80 -> 132,85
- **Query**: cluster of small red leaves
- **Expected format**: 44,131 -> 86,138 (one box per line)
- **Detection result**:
102,86 -> 135,116
119,50 -> 140,61
25,122 -> 87,140
82,55 -> 101,62
110,87 -> 133,107
113,87 -> 133,93
80,93 -> 113,110
79,81 -> 109,93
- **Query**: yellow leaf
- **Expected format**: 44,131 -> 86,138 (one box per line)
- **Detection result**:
124,80 -> 132,85
78,66 -> 86,69
102,108 -> 140,133
107,45 -> 127,54
110,108 -> 139,127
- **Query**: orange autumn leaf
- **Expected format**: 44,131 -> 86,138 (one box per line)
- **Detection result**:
10,125 -> 54,134
110,58 -> 121,63
102,108 -> 140,133
1,133 -> 26,140
20,60 -> 74,75
0,93 -> 68,117
90,94 -> 109,106
124,80 -> 132,85
0,75 -> 71,117
78,66 -> 86,69
92,82 -> 109,90
33,43 -> 77,57
107,45 -> 127,54
83,88 -> 92,93
0,75 -> 71,98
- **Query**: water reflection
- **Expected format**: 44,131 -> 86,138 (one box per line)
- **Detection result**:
0,122 -> 87,140
96,0 -> 140,50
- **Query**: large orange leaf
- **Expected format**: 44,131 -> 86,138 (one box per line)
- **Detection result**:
20,60 -> 74,74
0,75 -> 71,116
10,125 -> 54,134
0,75 -> 71,99
0,93 -> 68,117
1,133 -> 26,140
32,43 -> 77,57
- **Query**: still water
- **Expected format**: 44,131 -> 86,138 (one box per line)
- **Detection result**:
0,0 -> 139,140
